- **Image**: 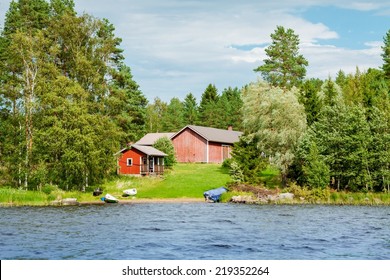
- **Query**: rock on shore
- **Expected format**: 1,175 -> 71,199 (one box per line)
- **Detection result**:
231,192 -> 295,204
50,198 -> 79,206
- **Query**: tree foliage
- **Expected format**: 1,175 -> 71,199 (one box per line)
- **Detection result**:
254,26 -> 308,89
382,29 -> 390,83
153,136 -> 177,168
145,84 -> 243,132
0,0 -> 146,190
241,80 -> 307,185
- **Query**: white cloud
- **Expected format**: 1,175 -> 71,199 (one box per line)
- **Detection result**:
0,0 -> 388,101
302,41 -> 383,78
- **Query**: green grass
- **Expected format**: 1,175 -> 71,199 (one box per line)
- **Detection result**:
2,163 -> 390,206
0,187 -> 50,206
259,165 -> 281,188
100,163 -> 231,199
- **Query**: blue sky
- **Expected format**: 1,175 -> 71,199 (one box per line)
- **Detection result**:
0,0 -> 389,102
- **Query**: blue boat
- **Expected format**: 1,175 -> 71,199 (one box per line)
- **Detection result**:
100,193 -> 119,203
203,187 -> 227,202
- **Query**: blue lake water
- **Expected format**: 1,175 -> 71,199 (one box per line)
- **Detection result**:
1,203 -> 390,260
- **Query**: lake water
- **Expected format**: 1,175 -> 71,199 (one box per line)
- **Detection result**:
1,203 -> 389,260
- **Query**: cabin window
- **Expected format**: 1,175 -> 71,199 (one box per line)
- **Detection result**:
126,158 -> 133,166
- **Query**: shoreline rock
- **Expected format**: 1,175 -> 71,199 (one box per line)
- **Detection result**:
50,198 -> 79,206
231,192 -> 295,204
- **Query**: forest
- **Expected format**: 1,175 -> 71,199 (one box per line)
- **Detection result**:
0,0 -> 389,193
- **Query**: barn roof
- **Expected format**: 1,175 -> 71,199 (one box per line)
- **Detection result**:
135,132 -> 175,146
171,125 -> 242,144
116,145 -> 167,157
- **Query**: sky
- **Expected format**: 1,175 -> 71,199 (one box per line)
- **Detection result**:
0,0 -> 389,102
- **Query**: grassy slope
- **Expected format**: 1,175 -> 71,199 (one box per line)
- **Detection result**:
102,163 -> 231,199
2,163 -> 390,205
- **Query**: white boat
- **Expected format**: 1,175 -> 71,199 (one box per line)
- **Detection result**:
123,188 -> 137,197
101,193 -> 119,203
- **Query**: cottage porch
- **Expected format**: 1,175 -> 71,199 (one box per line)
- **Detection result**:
140,156 -> 165,176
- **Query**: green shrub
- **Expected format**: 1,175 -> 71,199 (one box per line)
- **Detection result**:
222,158 -> 233,168
41,184 -> 57,195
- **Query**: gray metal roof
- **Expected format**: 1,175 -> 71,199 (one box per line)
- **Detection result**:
116,145 -> 167,157
135,132 -> 175,146
132,144 -> 167,156
172,125 -> 243,144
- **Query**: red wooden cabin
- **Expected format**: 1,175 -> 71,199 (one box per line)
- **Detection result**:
171,125 -> 242,163
116,145 -> 167,176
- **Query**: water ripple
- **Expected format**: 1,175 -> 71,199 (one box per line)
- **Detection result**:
1,204 -> 390,259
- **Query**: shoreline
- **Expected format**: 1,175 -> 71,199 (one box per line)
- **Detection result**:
2,197 -> 390,207
80,197 -> 205,205
0,197 -> 206,207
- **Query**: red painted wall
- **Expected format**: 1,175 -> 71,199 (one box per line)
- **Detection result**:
172,128 -> 207,162
209,142 -> 222,163
209,142 -> 232,163
172,128 -> 233,163
118,149 -> 145,175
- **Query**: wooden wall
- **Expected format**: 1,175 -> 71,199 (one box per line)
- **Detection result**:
209,142 -> 231,163
172,128 -> 207,162
118,149 -> 144,174
172,128 -> 233,163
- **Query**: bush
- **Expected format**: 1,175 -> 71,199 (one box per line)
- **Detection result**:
153,137 -> 177,167
222,158 -> 232,168
41,184 -> 57,195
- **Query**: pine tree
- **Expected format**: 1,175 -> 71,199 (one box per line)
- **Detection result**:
230,135 -> 267,184
183,93 -> 198,125
254,26 -> 308,89
299,79 -> 323,125
382,29 -> 390,83
198,84 -> 219,127
108,64 -> 147,144
162,98 -> 185,132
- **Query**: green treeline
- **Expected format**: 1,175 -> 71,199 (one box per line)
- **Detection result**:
0,0 -> 147,190
1,1 -> 389,193
230,27 -> 390,193
145,85 -> 244,133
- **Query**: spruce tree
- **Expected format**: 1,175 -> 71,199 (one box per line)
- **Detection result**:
183,93 -> 198,125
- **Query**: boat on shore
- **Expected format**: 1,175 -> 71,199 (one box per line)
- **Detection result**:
101,193 -> 119,203
93,188 -> 103,196
203,187 -> 227,203
123,188 -> 137,197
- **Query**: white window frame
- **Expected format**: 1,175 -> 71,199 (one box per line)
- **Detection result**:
126,158 -> 133,166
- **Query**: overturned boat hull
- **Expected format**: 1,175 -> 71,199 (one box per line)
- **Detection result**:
203,187 -> 227,202
123,188 -> 137,197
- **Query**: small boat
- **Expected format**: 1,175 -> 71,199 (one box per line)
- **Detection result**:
123,188 -> 137,197
203,187 -> 228,202
93,188 -> 103,196
100,193 -> 119,203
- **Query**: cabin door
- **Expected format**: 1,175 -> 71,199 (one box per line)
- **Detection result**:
149,156 -> 154,173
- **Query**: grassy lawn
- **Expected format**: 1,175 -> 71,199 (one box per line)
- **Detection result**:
0,164 -> 231,205
101,163 -> 231,199
2,163 -> 390,206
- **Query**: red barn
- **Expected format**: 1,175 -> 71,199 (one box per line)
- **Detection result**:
171,125 -> 242,163
116,145 -> 167,175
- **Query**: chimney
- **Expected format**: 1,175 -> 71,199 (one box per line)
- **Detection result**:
227,125 -> 233,131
